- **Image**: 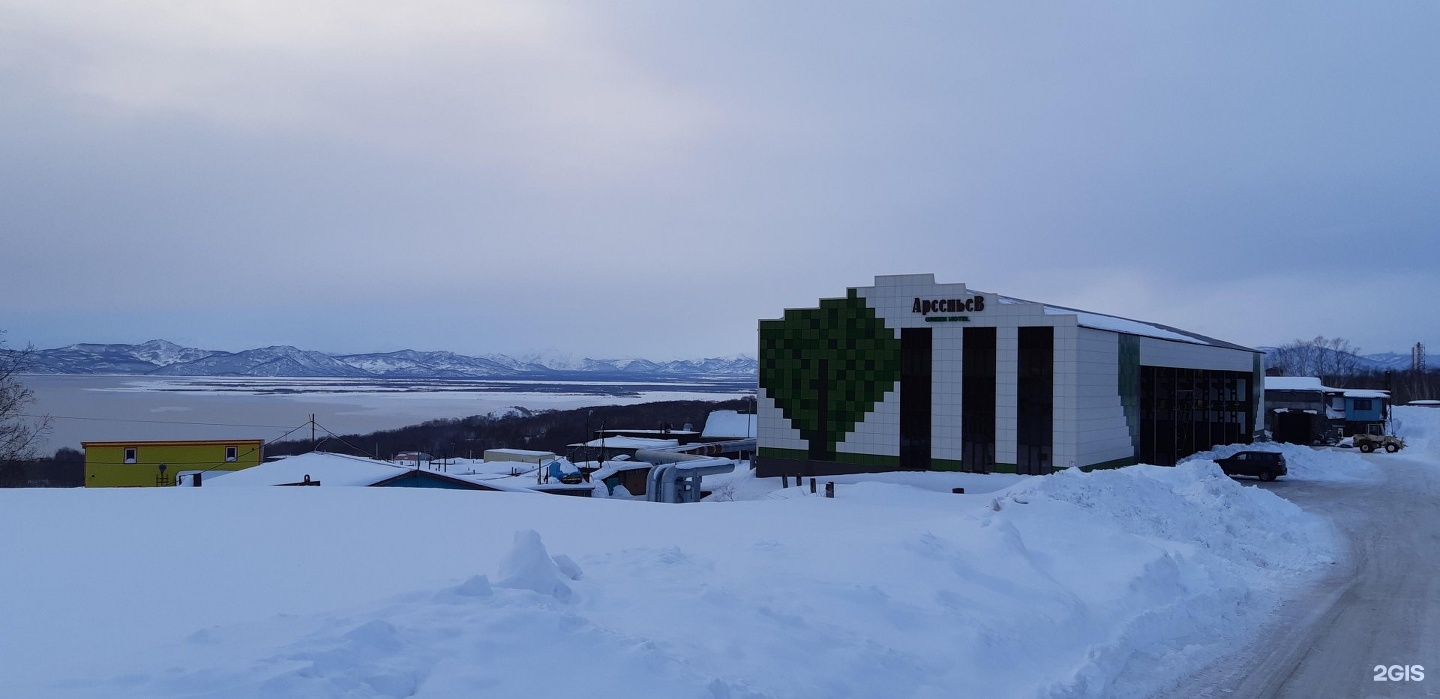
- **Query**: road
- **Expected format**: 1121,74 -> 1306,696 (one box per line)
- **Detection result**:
1160,452 -> 1440,698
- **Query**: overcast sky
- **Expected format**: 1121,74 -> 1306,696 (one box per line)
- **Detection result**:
3,2 -> 1437,360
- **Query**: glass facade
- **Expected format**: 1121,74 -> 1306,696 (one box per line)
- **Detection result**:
961,327 -> 997,473
1017,327 -> 1054,475
900,328 -> 932,470
1137,366 -> 1253,466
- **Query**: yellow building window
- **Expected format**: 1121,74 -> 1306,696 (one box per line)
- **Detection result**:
124,447 -> 137,464
225,446 -> 238,462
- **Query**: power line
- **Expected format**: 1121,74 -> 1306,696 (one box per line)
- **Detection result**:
189,422 -> 313,478
314,420 -> 381,460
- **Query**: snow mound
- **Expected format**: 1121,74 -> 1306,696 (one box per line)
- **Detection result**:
1182,440 -> 1380,483
1008,461 -> 1335,573
985,462 -> 1335,697
496,529 -> 573,601
1393,405 -> 1440,460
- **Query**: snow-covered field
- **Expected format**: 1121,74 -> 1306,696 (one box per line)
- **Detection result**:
0,444 -> 1357,698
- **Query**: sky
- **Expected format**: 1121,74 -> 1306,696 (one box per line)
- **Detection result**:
2,1 -> 1437,360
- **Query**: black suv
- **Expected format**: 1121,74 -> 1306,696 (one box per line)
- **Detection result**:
1215,451 -> 1287,482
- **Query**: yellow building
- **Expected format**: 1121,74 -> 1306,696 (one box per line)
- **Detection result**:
83,439 -> 265,487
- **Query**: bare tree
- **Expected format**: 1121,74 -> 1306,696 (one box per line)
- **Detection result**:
0,332 -> 51,462
1267,335 -> 1362,385
1316,336 -> 1362,385
1266,343 -> 1304,376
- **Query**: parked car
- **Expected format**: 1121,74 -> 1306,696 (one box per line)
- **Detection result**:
1215,451 -> 1287,482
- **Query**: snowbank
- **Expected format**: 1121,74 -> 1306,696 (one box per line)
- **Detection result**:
1393,405 -> 1440,460
0,463 -> 1336,699
1182,440 -> 1381,483
703,465 -> 1026,502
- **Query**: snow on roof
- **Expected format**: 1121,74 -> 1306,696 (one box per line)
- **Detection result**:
1264,376 -> 1338,392
997,295 -> 1255,351
599,429 -> 700,436
590,459 -> 655,481
702,410 -> 756,439
207,452 -> 412,487
1344,389 -> 1390,399
567,436 -> 680,450
432,473 -> 548,494
484,449 -> 556,458
1408,400 -> 1440,406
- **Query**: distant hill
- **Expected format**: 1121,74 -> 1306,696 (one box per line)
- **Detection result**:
17,341 -> 758,381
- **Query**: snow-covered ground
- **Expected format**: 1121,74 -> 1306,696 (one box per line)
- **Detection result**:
0,452 -> 1348,698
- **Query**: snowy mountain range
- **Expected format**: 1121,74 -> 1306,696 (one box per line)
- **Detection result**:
19,340 -> 758,380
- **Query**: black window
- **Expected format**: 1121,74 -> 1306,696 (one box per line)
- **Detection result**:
962,327 -> 997,473
124,447 -> 137,464
225,446 -> 238,462
1017,326 -> 1054,475
900,328 -> 932,470
1354,398 -> 1373,411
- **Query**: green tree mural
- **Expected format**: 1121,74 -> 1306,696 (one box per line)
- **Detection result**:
759,290 -> 902,460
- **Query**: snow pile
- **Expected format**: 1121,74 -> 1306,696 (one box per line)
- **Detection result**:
495,529 -> 580,600
0,464 -> 1337,699
1182,440 -> 1380,483
704,465 -> 1026,502
1393,405 -> 1440,460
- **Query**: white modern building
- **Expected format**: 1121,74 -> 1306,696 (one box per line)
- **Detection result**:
757,274 -> 1264,477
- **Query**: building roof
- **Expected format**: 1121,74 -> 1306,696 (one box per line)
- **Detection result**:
82,439 -> 265,447
1264,376 -> 1339,392
852,275 -> 1260,351
206,452 -> 409,487
598,429 -> 700,437
1344,389 -> 1390,399
568,436 -> 680,450
483,448 -> 557,458
997,296 -> 1258,351
702,411 -> 756,439
203,452 -> 532,492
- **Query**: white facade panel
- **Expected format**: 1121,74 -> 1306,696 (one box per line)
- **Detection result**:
1072,329 -> 1136,468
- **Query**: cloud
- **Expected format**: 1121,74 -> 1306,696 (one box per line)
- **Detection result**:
1,1 -> 719,179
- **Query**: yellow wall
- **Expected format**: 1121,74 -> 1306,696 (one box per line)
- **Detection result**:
83,440 -> 264,487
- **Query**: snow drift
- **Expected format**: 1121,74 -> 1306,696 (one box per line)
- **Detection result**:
0,454 -> 1339,698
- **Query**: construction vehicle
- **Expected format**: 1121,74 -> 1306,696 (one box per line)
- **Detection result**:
1353,423 -> 1405,453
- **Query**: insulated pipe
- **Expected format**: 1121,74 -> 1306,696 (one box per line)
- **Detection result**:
636,450 -> 735,503
646,464 -> 674,503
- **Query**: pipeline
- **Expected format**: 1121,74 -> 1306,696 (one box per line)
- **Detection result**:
636,449 -> 735,503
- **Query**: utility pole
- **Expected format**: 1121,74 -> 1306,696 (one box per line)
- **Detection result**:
310,414 -> 316,450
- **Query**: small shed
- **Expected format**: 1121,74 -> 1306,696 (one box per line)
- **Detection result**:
1342,389 -> 1391,434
